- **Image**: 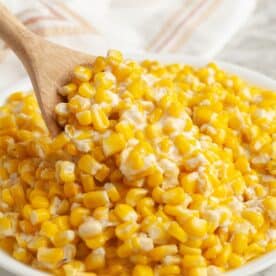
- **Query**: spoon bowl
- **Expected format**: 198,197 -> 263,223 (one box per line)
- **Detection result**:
0,3 -> 95,135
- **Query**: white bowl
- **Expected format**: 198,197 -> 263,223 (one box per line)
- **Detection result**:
0,53 -> 275,276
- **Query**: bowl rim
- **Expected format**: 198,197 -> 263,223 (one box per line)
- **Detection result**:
0,53 -> 275,276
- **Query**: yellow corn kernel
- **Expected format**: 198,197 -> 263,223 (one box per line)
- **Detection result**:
70,207 -> 90,228
115,122 -> 134,140
56,161 -> 75,182
0,167 -> 8,180
13,247 -> 32,264
182,255 -> 206,268
168,221 -> 188,243
242,210 -> 264,229
130,254 -> 149,265
104,182 -> 120,202
180,173 -> 197,194
136,197 -> 155,217
231,232 -> 248,254
63,261 -> 85,275
186,267 -> 207,276
22,204 -> 32,220
94,72 -> 115,90
263,196 -> 276,211
150,245 -> 178,261
64,182 -> 80,198
214,243 -> 231,266
128,148 -> 145,170
10,183 -> 26,208
132,264 -> 154,276
19,220 -> 35,234
102,132 -> 126,156
40,221 -> 59,239
59,83 -> 77,96
0,114 -> 16,129
85,234 -> 106,249
167,100 -> 183,117
53,230 -> 75,247
94,164 -> 110,182
93,206 -> 109,221
116,239 -> 134,258
78,218 -> 103,239
91,107 -> 109,131
93,56 -> 106,72
28,236 -> 49,251
1,188 -> 14,206
83,191 -> 109,209
78,82 -> 96,98
107,49 -> 123,64
149,108 -> 163,123
228,253 -> 245,268
162,187 -> 185,205
156,264 -> 181,275
51,133 -> 70,151
268,160 -> 276,175
163,204 -> 190,218
245,243 -> 265,260
114,204 -> 138,222
125,188 -> 147,206
68,95 -> 90,113
78,154 -> 99,175
30,209 -> 50,225
193,107 -> 213,125
0,216 -> 15,236
179,245 -> 201,255
182,217 -> 207,237
80,174 -> 95,192
76,110 -> 93,126
174,134 -> 194,154
145,124 -> 161,139
37,247 -> 64,269
65,143 -> 78,156
74,65 -> 93,82
30,195 -> 49,209
85,248 -> 105,271
147,170 -> 163,188
94,89 -> 113,103
235,156 -> 250,173
115,221 -> 139,240
0,237 -> 15,254
127,79 -> 147,99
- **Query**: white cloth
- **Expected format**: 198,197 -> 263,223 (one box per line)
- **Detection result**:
0,0 -> 256,92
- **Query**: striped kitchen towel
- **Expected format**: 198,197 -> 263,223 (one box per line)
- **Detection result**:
0,0 -> 256,91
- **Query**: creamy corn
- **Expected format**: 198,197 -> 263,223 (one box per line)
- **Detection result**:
0,50 -> 275,276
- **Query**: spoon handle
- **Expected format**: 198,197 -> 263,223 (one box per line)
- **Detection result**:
0,3 -> 35,66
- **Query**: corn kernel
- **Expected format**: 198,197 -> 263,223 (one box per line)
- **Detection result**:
78,82 -> 96,98
30,209 -> 50,225
182,217 -> 207,237
168,221 -> 188,243
76,110 -> 93,126
102,132 -> 126,156
181,255 -> 206,268
114,204 -> 138,222
132,264 -> 154,276
115,221 -> 139,240
74,66 -> 93,82
70,207 -> 90,228
37,248 -> 64,269
83,191 -> 109,209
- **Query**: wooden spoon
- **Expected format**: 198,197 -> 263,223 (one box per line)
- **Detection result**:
0,3 -> 95,136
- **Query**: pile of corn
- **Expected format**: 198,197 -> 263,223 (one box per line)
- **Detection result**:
0,50 -> 275,276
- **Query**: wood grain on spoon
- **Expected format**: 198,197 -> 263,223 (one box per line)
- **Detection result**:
0,3 -> 95,136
